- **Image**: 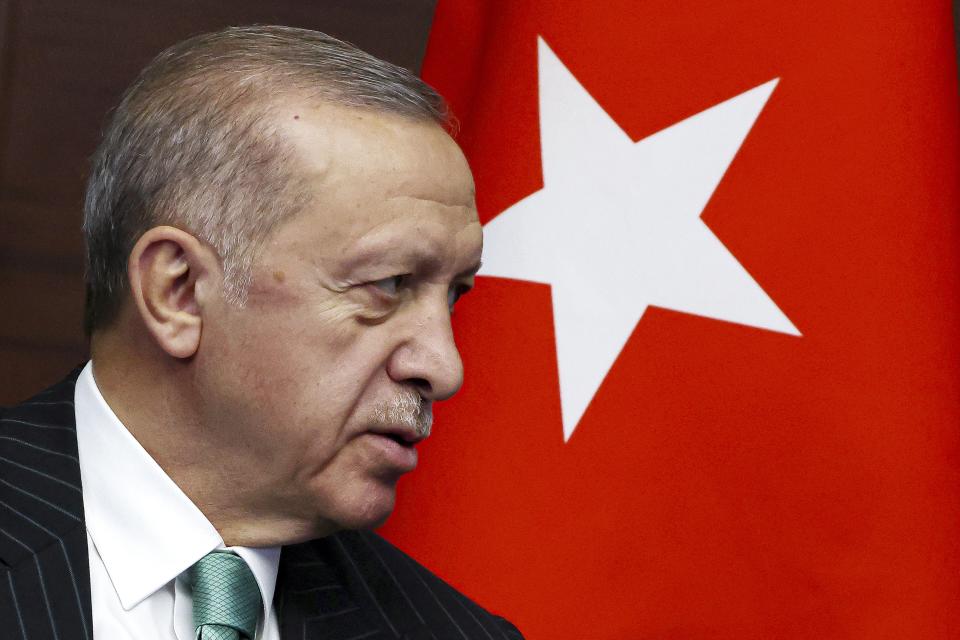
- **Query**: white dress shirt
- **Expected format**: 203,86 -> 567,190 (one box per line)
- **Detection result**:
74,362 -> 281,639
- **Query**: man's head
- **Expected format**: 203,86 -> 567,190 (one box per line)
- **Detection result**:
84,25 -> 453,332
83,26 -> 482,544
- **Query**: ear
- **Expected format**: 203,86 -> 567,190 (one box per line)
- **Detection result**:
127,226 -> 220,359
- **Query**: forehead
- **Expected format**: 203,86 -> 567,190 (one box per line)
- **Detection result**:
267,104 -> 480,268
284,103 -> 473,202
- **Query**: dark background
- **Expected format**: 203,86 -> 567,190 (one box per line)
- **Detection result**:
0,0 -> 436,404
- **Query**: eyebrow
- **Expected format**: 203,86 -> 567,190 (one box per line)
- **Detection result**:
338,241 -> 482,281
457,261 -> 483,279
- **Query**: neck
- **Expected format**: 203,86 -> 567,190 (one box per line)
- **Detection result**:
89,328 -> 333,547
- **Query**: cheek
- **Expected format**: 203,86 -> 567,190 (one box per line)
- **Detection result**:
209,294 -> 403,426
233,301 -> 355,376
248,321 -> 391,426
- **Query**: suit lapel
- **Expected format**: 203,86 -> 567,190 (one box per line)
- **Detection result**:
278,530 -> 451,640
278,537 -> 393,640
0,369 -> 93,640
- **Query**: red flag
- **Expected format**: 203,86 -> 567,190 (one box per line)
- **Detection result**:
381,2 -> 960,637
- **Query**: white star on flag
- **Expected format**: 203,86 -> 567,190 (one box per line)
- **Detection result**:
480,37 -> 801,442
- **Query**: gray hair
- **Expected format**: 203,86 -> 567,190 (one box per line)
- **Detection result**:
83,24 -> 449,334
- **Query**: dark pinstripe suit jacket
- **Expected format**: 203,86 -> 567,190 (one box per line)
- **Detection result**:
0,371 -> 523,640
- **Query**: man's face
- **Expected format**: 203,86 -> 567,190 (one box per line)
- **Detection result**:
195,105 -> 482,538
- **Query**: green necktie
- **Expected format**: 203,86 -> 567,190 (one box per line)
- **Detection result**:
189,551 -> 263,640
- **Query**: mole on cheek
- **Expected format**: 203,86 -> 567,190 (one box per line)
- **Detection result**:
293,114 -> 300,120
273,270 -> 286,283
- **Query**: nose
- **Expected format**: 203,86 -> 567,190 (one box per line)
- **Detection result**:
387,296 -> 464,402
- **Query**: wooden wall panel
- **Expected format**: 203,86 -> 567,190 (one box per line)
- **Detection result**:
0,0 -> 436,404
0,268 -> 84,344
0,199 -> 83,268
0,343 -> 87,393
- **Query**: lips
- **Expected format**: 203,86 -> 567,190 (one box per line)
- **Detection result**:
364,428 -> 420,473
368,425 -> 427,447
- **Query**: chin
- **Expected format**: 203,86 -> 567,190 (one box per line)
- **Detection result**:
323,483 -> 398,532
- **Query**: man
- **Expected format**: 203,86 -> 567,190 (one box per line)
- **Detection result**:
0,25 -> 522,640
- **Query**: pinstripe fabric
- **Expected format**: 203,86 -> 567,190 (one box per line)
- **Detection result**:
278,531 -> 523,639
0,368 -> 92,640
0,370 -> 522,639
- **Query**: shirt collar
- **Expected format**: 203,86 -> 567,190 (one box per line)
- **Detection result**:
74,361 -> 279,617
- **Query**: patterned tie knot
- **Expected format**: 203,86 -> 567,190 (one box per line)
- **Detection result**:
189,551 -> 262,640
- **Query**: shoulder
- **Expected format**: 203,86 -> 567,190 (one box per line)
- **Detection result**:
0,368 -> 86,569
292,529 -> 524,639
0,368 -> 81,458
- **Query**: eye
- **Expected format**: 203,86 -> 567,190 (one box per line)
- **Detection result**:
447,283 -> 472,310
370,275 -> 407,297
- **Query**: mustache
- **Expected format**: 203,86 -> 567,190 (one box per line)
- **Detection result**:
372,390 -> 432,438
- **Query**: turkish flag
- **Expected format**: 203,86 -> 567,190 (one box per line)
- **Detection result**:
380,2 -> 960,638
